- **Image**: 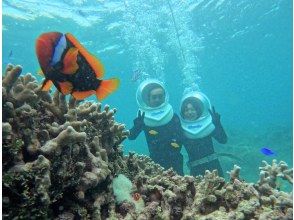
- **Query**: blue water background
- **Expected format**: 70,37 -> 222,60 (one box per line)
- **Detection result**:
3,0 -> 292,188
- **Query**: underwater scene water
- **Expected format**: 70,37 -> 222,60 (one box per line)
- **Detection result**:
2,0 -> 293,219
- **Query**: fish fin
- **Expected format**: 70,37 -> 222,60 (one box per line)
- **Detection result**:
96,78 -> 120,100
41,79 -> 53,91
58,81 -> 73,95
61,47 -> 79,74
72,90 -> 95,100
65,33 -> 105,78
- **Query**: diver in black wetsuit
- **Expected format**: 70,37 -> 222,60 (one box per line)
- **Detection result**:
128,79 -> 184,175
179,91 -> 227,177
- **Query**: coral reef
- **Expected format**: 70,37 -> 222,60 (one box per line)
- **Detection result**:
3,65 -> 128,219
2,64 -> 293,220
115,154 -> 293,220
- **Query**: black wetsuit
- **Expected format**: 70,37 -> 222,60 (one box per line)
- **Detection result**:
128,114 -> 184,175
182,120 -> 227,177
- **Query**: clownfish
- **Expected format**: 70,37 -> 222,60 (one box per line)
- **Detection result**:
35,32 -> 119,100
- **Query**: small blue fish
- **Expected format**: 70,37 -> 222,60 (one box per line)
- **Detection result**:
260,147 -> 275,156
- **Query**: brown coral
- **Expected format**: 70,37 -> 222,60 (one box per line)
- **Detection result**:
2,64 -> 128,219
2,64 -> 293,220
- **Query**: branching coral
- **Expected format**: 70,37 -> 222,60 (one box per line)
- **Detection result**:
227,164 -> 241,181
258,160 -> 293,188
42,90 -> 68,122
2,64 -> 293,219
3,64 -> 49,108
2,64 -> 128,219
3,64 -> 22,94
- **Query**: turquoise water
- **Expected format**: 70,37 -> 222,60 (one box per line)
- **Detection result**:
3,0 -> 292,187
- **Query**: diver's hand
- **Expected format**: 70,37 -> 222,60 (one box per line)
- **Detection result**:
209,106 -> 221,125
133,110 -> 145,128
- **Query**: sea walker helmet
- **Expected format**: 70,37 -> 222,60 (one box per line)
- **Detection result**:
136,79 -> 173,127
180,91 -> 215,139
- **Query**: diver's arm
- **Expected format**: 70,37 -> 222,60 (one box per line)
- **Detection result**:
212,121 -> 227,144
128,110 -> 145,140
128,124 -> 143,140
209,106 -> 227,144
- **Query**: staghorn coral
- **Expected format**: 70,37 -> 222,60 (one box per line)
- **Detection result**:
2,64 -> 293,219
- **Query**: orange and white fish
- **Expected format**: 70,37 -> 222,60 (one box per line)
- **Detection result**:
35,32 -> 119,100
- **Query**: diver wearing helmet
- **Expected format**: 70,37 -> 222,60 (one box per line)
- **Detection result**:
180,92 -> 227,176
128,79 -> 184,175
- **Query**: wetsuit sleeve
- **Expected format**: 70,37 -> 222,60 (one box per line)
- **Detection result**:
212,120 -> 227,144
128,119 -> 143,140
